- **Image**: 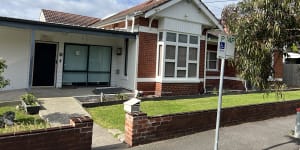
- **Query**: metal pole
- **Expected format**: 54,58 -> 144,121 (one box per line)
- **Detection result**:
214,58 -> 226,150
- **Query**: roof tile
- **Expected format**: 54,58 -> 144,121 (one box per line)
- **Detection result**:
102,0 -> 169,23
42,9 -> 101,27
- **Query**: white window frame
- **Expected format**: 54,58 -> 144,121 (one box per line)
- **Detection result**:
156,31 -> 200,80
207,50 -> 219,71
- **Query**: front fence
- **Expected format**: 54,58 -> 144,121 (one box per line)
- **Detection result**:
125,100 -> 300,146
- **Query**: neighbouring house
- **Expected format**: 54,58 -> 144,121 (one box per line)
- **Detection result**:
0,0 -> 283,96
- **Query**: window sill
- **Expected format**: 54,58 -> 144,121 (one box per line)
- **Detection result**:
207,69 -> 219,72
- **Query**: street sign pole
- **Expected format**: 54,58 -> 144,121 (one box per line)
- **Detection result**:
214,33 -> 235,150
213,58 -> 225,150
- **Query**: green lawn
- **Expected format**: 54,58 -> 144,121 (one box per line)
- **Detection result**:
0,106 -> 48,134
87,90 -> 300,131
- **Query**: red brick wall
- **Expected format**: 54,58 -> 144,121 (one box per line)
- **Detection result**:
125,100 -> 300,146
102,17 -> 158,30
136,17 -> 159,28
138,32 -> 157,78
274,51 -> 283,79
155,82 -> 162,96
199,40 -> 205,78
137,82 -> 156,95
161,83 -> 203,96
0,116 -> 93,150
206,79 -> 245,91
138,83 -> 204,96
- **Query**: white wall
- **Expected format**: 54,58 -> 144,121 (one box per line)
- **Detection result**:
0,26 -> 137,91
0,26 -> 31,90
35,31 -> 137,90
156,0 -> 213,26
115,39 -> 137,90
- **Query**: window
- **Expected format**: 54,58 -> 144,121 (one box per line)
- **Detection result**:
190,35 -> 198,44
165,62 -> 175,77
157,45 -> 162,76
207,51 -> 218,70
124,38 -> 129,76
177,46 -> 187,67
159,32 -> 163,41
179,34 -> 188,43
162,32 -> 199,78
166,32 -> 176,42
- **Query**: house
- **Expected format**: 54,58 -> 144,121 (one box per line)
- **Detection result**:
0,0 -> 283,96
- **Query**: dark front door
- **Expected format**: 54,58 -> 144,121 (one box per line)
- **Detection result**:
33,43 -> 56,86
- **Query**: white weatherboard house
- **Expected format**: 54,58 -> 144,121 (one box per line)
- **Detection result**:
2,0 -> 276,96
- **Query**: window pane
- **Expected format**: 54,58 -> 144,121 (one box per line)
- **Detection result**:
209,61 -> 217,69
166,45 -> 176,59
190,36 -> 198,44
189,48 -> 197,61
177,46 -> 187,67
179,34 -> 188,43
64,45 -> 88,71
177,70 -> 186,77
159,32 -> 163,41
209,52 -> 217,60
188,63 -> 197,77
157,45 -> 162,76
89,46 -> 111,72
165,62 -> 175,77
166,32 -> 176,42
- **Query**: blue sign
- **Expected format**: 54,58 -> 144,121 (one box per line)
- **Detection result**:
220,42 -> 225,51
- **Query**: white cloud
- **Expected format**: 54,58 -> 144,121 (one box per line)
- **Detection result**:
0,0 -> 237,20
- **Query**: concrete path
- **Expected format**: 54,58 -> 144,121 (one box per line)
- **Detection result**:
130,115 -> 300,150
38,97 -> 122,148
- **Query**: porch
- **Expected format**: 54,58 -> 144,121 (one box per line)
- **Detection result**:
0,17 -> 137,92
0,87 -> 132,101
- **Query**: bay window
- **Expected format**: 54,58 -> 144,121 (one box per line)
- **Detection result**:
158,31 -> 199,79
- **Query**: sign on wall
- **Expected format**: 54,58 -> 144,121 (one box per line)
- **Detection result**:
217,34 -> 235,59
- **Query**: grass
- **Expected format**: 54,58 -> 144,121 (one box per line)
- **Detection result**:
87,90 -> 300,131
0,106 -> 48,134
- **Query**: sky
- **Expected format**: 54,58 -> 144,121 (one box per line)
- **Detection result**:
0,0 -> 239,21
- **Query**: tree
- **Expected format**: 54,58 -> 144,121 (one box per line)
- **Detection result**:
222,0 -> 300,90
0,59 -> 9,88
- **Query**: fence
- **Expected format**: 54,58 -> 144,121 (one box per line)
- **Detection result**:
125,100 -> 300,146
284,64 -> 300,87
0,116 -> 93,150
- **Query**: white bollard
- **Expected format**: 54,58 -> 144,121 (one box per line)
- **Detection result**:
294,108 -> 300,138
100,92 -> 104,103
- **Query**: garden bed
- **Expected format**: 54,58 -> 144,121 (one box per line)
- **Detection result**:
0,106 -> 48,134
75,93 -> 135,107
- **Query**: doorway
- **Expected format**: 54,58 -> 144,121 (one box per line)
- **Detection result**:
32,43 -> 57,86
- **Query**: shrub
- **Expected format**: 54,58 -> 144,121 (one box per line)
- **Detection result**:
20,94 -> 38,105
0,59 -> 9,88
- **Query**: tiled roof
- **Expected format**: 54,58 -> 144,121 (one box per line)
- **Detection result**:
101,0 -> 169,23
41,9 -> 101,27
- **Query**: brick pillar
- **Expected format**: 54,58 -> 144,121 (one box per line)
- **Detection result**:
70,116 -> 94,150
125,112 -> 148,147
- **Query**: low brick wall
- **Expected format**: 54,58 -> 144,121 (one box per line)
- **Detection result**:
0,116 -> 93,150
125,100 -> 300,146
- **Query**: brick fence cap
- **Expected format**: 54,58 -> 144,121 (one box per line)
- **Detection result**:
296,108 -> 300,112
